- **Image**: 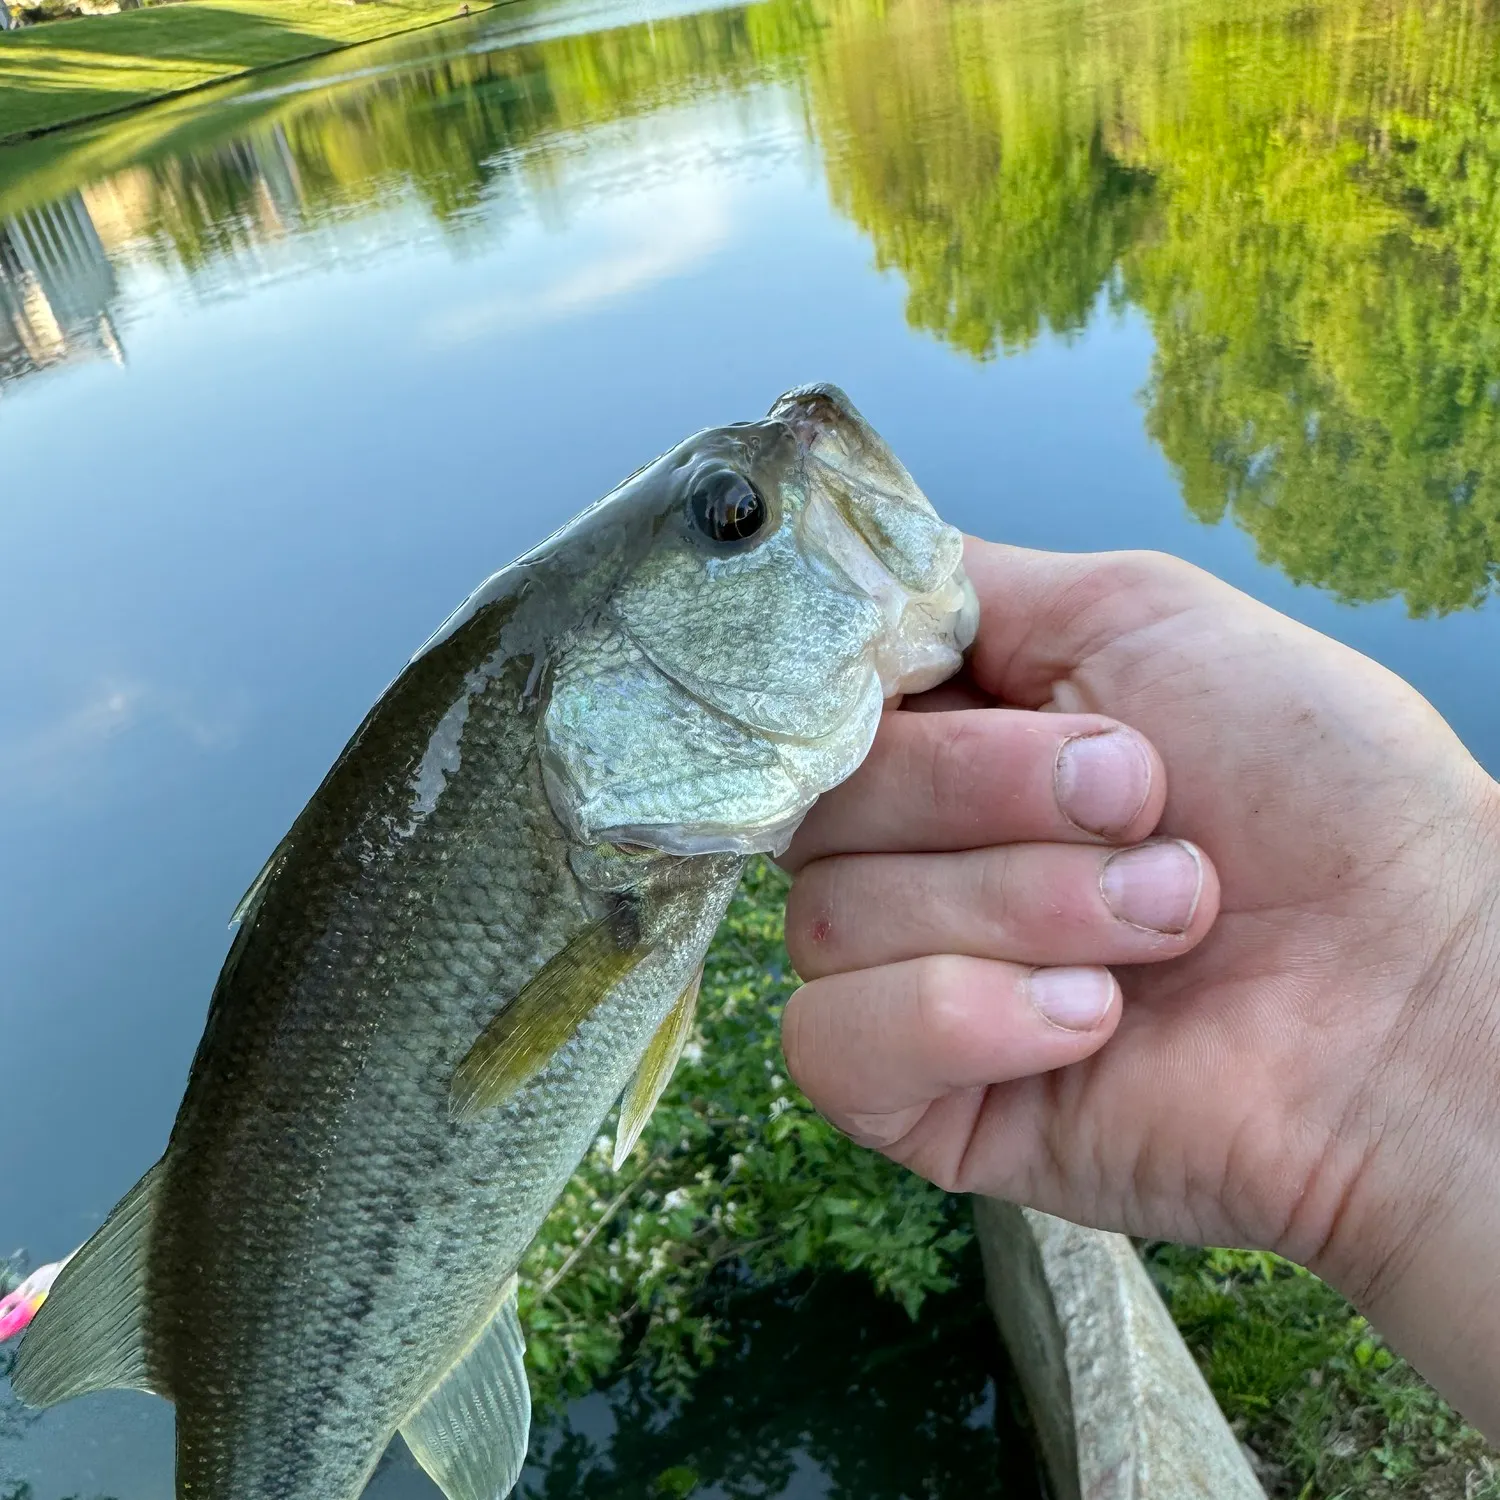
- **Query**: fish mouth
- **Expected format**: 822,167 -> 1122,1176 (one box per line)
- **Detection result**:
771,383 -> 979,697
770,382 -> 858,448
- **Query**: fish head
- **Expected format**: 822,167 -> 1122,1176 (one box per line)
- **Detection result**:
539,383 -> 978,857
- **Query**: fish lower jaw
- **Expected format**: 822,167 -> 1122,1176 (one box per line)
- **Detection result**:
874,569 -> 979,698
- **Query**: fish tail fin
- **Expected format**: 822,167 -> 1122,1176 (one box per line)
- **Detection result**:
401,1275 -> 531,1500
11,1159 -> 170,1407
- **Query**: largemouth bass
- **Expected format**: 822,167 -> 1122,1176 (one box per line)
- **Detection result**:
13,384 -> 977,1500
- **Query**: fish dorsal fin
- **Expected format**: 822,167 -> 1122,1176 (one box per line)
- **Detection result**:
401,1276 -> 531,1500
451,901 -> 652,1121
12,1160 -> 168,1407
229,840 -> 290,928
614,964 -> 702,1170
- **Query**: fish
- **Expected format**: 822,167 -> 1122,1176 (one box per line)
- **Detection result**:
12,383 -> 977,1500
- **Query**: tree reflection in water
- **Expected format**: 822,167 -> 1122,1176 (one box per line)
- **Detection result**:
5,0 -> 1500,614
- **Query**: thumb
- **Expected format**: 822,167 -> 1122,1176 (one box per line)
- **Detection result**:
961,540 -> 1223,709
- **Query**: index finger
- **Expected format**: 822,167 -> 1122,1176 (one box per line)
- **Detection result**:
781,708 -> 1166,873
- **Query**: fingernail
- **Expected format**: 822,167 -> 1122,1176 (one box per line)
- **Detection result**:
1028,966 -> 1116,1031
1101,840 -> 1204,935
1055,729 -> 1152,838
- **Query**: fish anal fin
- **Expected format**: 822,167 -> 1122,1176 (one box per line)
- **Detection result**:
12,1160 -> 168,1407
401,1276 -> 531,1500
614,965 -> 702,1170
451,902 -> 651,1120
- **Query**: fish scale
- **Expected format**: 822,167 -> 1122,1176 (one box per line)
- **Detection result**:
164,683 -> 686,1496
13,384 -> 977,1500
163,639 -> 741,1496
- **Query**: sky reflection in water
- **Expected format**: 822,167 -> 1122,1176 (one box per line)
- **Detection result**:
2,0 -> 1499,1491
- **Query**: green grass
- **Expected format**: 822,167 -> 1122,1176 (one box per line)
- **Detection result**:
0,0 -> 501,142
1147,1244 -> 1500,1498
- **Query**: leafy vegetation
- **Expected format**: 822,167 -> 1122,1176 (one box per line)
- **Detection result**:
509,864 -> 1497,1497
1148,1245 -> 1500,1498
0,861 -> 1490,1493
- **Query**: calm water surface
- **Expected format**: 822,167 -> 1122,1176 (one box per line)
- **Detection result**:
3,0 -> 1499,1491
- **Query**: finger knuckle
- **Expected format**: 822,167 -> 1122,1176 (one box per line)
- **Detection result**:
974,850 -> 1020,935
911,954 -> 980,1052
1061,551 -> 1205,624
1103,549 -> 1203,593
918,1145 -> 972,1196
925,716 -> 996,828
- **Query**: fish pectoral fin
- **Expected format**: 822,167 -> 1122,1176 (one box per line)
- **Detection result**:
451,900 -> 652,1120
12,1159 -> 169,1408
401,1276 -> 531,1500
614,964 -> 702,1170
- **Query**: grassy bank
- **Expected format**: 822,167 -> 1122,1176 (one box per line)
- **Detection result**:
0,0 -> 499,143
1148,1245 -> 1498,1498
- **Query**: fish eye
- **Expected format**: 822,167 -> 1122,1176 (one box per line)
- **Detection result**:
688,468 -> 769,545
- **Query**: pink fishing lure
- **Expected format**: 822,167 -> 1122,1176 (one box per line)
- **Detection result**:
0,1256 -> 72,1341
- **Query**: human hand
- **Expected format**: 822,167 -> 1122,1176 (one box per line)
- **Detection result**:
779,540 -> 1500,1433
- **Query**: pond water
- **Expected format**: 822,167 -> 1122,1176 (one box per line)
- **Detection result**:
2,0 -> 1500,1491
